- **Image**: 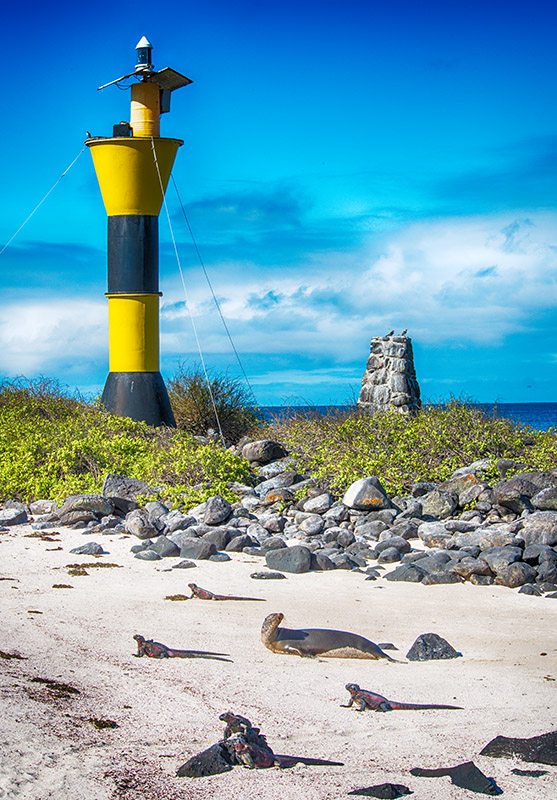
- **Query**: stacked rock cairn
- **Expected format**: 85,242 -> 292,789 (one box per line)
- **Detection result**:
357,334 -> 421,416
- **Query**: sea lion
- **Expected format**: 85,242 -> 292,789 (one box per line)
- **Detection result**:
260,613 -> 405,661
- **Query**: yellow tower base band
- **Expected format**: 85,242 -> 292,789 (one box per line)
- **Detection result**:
107,294 -> 160,372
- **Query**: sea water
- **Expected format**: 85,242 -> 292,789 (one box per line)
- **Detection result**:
262,403 -> 557,432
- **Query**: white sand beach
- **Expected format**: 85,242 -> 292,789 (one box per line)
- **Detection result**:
1,522 -> 556,799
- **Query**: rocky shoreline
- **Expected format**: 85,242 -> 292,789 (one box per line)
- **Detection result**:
2,438 -> 556,597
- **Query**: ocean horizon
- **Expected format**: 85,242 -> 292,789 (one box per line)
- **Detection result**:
260,402 -> 557,432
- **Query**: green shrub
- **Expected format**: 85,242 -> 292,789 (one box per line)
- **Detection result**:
167,365 -> 263,443
0,378 -> 251,506
265,399 -> 557,496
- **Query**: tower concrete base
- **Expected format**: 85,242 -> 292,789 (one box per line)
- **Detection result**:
102,372 -> 176,427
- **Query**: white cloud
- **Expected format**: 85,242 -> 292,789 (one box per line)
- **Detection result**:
160,211 -> 557,357
2,212 -> 556,389
0,299 -> 106,374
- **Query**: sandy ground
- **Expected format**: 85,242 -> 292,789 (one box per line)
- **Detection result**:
0,523 -> 556,799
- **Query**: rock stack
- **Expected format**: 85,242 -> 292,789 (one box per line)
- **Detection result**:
357,335 -> 421,416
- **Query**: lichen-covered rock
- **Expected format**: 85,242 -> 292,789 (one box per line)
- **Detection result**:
531,488 -> 557,510
102,473 -> 153,501
58,494 -> 113,519
453,557 -> 493,580
420,489 -> 458,519
494,562 -> 537,588
343,477 -> 391,511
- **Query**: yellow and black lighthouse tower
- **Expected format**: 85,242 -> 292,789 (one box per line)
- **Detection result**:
86,37 -> 191,426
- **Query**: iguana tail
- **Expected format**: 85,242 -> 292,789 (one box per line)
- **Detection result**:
167,649 -> 233,662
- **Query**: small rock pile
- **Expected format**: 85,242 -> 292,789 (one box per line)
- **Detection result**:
5,439 -> 557,597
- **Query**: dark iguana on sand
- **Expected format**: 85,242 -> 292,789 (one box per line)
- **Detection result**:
229,734 -> 345,769
188,583 -> 265,602
261,612 -> 405,661
230,735 -> 288,768
341,683 -> 463,712
219,712 -> 271,750
133,634 -> 232,662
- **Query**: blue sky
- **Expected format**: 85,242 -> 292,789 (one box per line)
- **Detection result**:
1,0 -> 556,405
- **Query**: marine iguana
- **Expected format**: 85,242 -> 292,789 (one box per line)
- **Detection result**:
133,634 -> 232,662
341,683 -> 462,712
188,583 -> 265,601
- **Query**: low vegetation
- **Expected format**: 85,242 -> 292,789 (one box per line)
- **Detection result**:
167,364 -> 262,442
265,400 -> 557,496
0,378 -> 252,505
0,378 -> 555,506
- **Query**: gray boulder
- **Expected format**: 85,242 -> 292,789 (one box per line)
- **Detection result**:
337,529 -> 355,548
406,633 -> 461,661
375,535 -> 411,555
150,535 -> 180,558
257,513 -> 286,533
453,557 -> 493,580
204,496 -> 232,525
310,552 -> 336,570
299,514 -> 324,536
536,560 -> 557,584
202,528 -> 233,550
168,529 -> 197,548
417,521 -> 452,549
385,563 -> 427,583
254,470 -> 297,497
265,545 -> 312,573
517,512 -> 557,546
479,546 -> 523,574
134,549 -> 162,561
260,536 -> 287,551
303,492 -> 334,514
164,510 -> 196,534
422,572 -> 462,585
242,439 -> 287,463
69,541 -> 105,555
0,508 -> 28,526
179,539 -> 217,560
355,520 -> 388,540
125,509 -> 158,540
226,534 -> 256,552
58,510 -> 97,527
376,547 -> 402,563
